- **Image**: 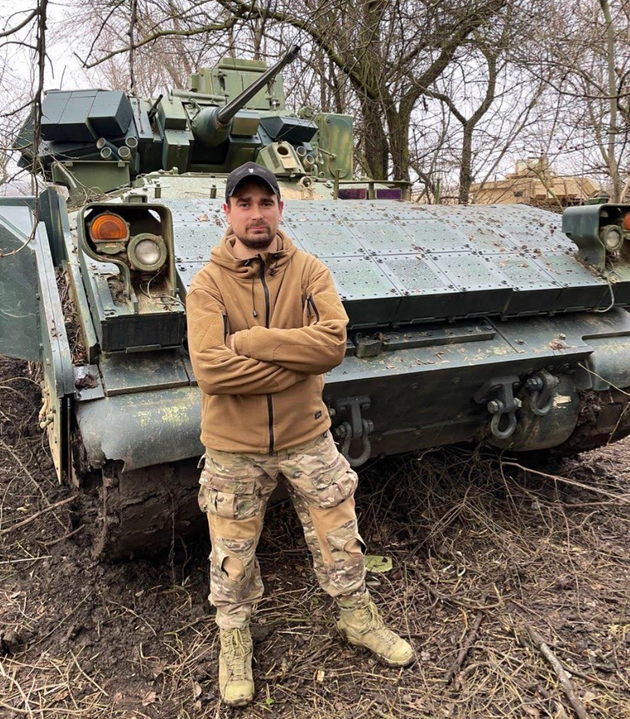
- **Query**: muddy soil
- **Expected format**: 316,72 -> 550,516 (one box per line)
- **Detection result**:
1,355 -> 629,718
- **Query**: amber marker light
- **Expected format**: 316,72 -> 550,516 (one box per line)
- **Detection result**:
623,213 -> 630,232
89,213 -> 129,242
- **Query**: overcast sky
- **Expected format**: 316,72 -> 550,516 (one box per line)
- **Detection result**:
4,0 -> 93,91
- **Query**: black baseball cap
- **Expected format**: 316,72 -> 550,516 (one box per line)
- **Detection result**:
225,162 -> 281,202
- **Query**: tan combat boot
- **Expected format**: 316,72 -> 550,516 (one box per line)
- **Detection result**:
218,627 -> 254,706
337,600 -> 414,667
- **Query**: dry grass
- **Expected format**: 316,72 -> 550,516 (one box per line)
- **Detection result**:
1,355 -> 630,718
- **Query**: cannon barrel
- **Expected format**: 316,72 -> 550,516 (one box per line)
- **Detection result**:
217,45 -> 300,125
192,45 -> 300,148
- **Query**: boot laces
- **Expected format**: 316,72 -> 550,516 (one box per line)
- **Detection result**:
223,629 -> 251,681
358,603 -> 397,649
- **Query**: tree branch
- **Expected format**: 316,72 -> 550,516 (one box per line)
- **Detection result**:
214,0 -> 380,100
79,14 -> 243,69
0,9 -> 37,38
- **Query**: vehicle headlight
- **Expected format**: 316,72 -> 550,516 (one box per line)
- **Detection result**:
600,224 -> 624,252
127,233 -> 167,272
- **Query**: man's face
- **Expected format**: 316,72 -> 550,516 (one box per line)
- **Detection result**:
224,179 -> 284,251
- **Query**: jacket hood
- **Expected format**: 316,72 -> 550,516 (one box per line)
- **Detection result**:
210,227 -> 298,280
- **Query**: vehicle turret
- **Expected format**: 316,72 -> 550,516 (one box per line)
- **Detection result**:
17,45 -> 356,202
191,45 -> 300,148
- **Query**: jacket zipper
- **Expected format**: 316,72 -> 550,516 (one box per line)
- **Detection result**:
266,395 -> 274,454
307,294 -> 320,323
259,260 -> 271,328
259,259 -> 275,454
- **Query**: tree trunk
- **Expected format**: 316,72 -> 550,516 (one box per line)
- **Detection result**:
387,107 -> 412,182
600,0 -> 622,201
459,124 -> 474,204
359,95 -> 389,179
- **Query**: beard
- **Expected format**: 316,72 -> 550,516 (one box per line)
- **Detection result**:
235,223 -> 275,250
239,236 -> 274,250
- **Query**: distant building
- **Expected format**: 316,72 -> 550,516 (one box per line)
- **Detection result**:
470,158 -> 600,207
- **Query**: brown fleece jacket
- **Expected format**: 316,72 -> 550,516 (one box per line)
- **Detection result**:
186,229 -> 348,453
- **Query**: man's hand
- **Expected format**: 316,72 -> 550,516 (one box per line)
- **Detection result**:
226,334 -> 236,352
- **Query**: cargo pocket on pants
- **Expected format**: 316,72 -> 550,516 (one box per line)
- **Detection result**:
311,467 -> 358,509
327,518 -> 366,556
198,474 -> 260,520
290,435 -> 359,509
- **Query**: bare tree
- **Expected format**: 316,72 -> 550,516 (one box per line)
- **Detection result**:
4,0 -> 622,209
73,0 -> 514,181
526,0 -> 630,200
218,0 -> 514,181
426,42 -> 500,203
0,2 -> 47,199
402,5 -> 547,204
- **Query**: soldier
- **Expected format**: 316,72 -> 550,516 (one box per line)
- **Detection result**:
187,162 -> 413,706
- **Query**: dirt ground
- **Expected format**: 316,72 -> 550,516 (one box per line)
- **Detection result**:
1,355 -> 629,719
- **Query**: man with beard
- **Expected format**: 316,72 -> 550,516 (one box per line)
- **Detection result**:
186,162 -> 413,706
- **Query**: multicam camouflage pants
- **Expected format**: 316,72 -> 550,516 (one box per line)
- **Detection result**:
198,431 -> 367,629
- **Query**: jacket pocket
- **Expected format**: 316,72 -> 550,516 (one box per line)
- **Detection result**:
307,294 -> 320,324
222,314 -> 229,342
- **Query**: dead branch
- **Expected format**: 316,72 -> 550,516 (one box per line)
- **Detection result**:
444,611 -> 484,685
0,496 -> 74,537
525,624 -> 591,719
538,685 -> 570,719
409,567 -> 502,611
80,15 -> 242,69
501,461 -> 630,504
0,9 -> 38,38
128,0 -> 137,93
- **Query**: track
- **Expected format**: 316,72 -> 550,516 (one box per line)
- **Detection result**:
94,459 -> 204,560
555,386 -> 630,454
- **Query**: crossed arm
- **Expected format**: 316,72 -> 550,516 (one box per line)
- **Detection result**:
187,285 -> 306,395
186,262 -> 348,396
232,262 -> 348,375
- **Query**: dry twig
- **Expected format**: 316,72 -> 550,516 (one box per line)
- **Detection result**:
0,496 -> 74,537
444,611 -> 484,685
526,624 -> 591,719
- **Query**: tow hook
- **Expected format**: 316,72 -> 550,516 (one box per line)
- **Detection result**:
474,376 -> 521,440
332,395 -> 374,467
525,370 -> 560,416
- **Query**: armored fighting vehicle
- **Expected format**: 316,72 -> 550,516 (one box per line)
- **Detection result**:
3,47 -> 630,558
